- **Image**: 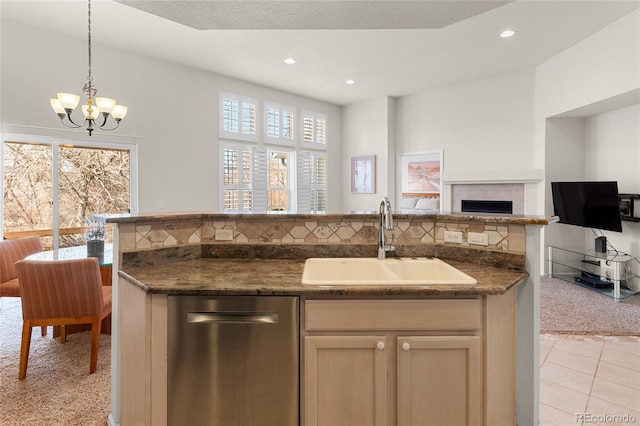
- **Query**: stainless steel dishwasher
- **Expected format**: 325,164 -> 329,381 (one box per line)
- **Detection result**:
168,295 -> 299,426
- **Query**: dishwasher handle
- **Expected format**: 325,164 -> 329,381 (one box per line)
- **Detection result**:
187,311 -> 280,324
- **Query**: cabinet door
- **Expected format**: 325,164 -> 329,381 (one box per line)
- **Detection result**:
304,335 -> 388,426
397,336 -> 481,426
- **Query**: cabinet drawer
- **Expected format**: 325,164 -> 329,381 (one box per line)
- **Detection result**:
305,299 -> 481,331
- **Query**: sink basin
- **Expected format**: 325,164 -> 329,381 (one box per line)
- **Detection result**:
301,257 -> 477,286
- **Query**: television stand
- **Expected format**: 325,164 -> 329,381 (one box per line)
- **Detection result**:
547,245 -> 639,300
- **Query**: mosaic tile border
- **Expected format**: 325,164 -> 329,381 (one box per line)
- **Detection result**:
120,217 -> 526,254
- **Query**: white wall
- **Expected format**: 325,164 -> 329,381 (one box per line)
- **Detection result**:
395,69 -> 536,179
544,117 -> 589,249
535,11 -> 640,123
0,20 -> 343,214
585,104 -> 640,266
341,96 -> 395,212
537,9 -> 640,264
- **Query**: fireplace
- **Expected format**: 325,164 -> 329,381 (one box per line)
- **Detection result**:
461,200 -> 513,214
451,183 -> 524,215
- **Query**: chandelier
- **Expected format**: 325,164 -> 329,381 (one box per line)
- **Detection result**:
49,0 -> 128,136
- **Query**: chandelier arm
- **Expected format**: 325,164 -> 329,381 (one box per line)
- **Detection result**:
97,119 -> 121,132
59,115 -> 85,129
63,111 -> 87,128
96,113 -> 109,129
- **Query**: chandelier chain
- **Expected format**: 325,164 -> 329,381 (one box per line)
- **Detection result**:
87,0 -> 92,81
51,0 -> 127,136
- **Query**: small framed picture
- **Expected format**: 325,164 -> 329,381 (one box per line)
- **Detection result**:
351,155 -> 376,193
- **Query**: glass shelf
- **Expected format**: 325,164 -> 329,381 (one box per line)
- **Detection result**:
547,245 -> 639,300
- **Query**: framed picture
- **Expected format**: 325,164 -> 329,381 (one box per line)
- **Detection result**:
396,151 -> 443,212
351,155 -> 376,193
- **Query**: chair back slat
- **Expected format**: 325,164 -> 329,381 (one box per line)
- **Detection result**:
16,258 -> 104,320
0,237 -> 43,283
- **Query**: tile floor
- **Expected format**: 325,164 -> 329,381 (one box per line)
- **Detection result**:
540,334 -> 640,425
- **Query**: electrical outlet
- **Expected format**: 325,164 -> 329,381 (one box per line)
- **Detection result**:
214,229 -> 234,241
443,231 -> 463,243
468,232 -> 488,246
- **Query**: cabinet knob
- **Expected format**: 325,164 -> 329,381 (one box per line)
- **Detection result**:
402,342 -> 410,351
376,341 -> 385,350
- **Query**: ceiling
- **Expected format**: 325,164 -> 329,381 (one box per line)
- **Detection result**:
2,0 -> 638,106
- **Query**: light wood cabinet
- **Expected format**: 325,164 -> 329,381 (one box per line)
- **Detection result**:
397,336 -> 481,426
302,293 -> 514,426
305,336 -> 388,426
119,279 -> 516,426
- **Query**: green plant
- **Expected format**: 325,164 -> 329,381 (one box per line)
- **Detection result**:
86,220 -> 105,241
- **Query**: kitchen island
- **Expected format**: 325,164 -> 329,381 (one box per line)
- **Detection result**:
107,212 -> 549,426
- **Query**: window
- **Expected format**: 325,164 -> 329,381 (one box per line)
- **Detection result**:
220,144 -> 253,211
2,135 -> 137,249
219,92 -> 258,142
298,151 -> 327,212
264,102 -> 296,146
267,150 -> 293,211
218,92 -> 329,212
301,110 -> 327,149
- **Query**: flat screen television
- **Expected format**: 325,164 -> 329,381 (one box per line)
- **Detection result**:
551,181 -> 622,232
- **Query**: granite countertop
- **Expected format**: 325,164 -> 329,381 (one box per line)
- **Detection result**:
119,257 -> 527,297
104,211 -> 554,226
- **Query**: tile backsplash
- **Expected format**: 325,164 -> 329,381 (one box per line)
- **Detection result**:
121,215 -> 526,254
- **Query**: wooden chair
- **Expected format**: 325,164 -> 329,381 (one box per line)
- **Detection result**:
0,236 -> 47,336
0,236 -> 44,297
15,258 -> 112,380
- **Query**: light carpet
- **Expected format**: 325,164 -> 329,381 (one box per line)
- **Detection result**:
540,275 -> 640,335
0,297 -> 110,426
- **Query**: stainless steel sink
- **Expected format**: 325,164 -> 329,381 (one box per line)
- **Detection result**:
301,257 -> 477,286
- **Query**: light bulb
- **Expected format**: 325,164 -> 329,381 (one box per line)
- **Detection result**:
95,97 -> 116,114
57,93 -> 80,110
50,99 -> 66,114
111,105 -> 128,120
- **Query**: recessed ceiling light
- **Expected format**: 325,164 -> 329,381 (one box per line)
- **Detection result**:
283,58 -> 296,65
500,29 -> 516,38
346,79 -> 356,85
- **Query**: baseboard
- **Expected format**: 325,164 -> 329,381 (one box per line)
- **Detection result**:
107,412 -> 119,426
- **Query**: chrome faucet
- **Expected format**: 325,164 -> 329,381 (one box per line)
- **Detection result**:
378,197 -> 395,259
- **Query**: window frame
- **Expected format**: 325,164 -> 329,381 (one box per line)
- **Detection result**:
217,92 -> 329,213
264,101 -> 296,147
266,148 -> 296,212
219,142 -> 254,212
0,132 -> 138,247
298,150 -> 327,212
218,91 -> 259,143
300,110 -> 328,150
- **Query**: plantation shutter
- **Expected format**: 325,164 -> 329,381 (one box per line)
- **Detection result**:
264,102 -> 295,146
219,92 -> 258,142
297,151 -> 312,213
315,116 -> 326,145
252,147 -> 268,212
313,154 -> 327,211
241,101 -> 257,137
301,111 -> 328,149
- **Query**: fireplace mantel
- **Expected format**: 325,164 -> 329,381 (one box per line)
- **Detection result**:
442,169 -> 545,184
441,169 -> 545,216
